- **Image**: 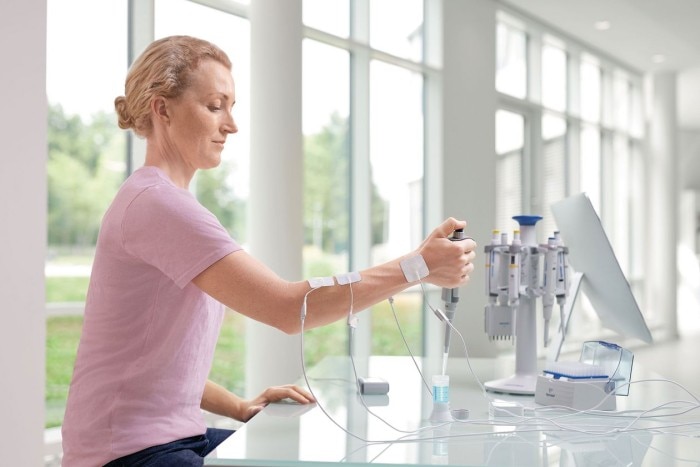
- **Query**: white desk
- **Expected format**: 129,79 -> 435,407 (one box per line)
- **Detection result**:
206,355 -> 700,466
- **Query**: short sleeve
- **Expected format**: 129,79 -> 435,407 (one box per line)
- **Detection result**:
122,184 -> 240,288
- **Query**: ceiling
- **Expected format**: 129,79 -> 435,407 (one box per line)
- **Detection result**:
501,0 -> 700,127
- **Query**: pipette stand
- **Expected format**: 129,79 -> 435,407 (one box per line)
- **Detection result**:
484,296 -> 539,395
483,215 -> 570,396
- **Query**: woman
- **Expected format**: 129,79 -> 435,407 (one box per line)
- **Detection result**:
61,35 -> 477,466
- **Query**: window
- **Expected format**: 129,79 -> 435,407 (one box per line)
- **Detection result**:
369,0 -> 423,61
494,109 -> 525,232
541,40 -> 567,112
580,58 -> 601,123
302,39 -> 350,363
496,22 -> 527,99
541,113 -> 567,236
45,0 -> 128,428
303,0 -> 428,358
303,0 -> 349,37
369,60 -> 425,354
496,10 -> 647,349
580,125 -> 602,211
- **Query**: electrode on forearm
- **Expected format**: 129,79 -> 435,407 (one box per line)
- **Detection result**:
335,271 -> 361,285
307,276 -> 335,288
400,255 -> 429,282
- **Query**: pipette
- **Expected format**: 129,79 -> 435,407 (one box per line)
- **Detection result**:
440,228 -> 467,375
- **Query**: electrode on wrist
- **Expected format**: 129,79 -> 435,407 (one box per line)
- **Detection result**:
400,254 -> 429,282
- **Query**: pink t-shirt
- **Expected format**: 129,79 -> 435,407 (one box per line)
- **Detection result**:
61,166 -> 240,466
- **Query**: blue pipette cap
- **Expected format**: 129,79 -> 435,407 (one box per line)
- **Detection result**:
512,215 -> 542,226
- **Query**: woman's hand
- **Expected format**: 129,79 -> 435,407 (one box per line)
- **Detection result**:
239,384 -> 315,422
417,217 -> 477,288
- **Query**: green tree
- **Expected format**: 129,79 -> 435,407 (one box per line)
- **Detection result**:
303,112 -> 387,254
47,104 -> 125,248
195,162 -> 247,243
304,112 -> 350,253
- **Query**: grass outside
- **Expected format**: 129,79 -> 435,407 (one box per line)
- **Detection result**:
46,276 -> 90,303
45,292 -> 423,429
45,249 -> 424,428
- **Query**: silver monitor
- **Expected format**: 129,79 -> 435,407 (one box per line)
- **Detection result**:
551,193 -> 653,347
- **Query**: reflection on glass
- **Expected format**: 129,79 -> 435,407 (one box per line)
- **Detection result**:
580,125 -> 601,211
496,23 -> 527,99
580,60 -> 601,123
542,42 -> 567,112
369,60 -> 424,354
302,39 -> 350,363
155,0 -> 251,244
303,0 -> 349,38
370,0 -> 423,61
495,110 -> 524,231
46,0 -> 128,430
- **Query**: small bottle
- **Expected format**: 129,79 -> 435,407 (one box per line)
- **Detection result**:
432,375 -> 450,403
429,375 -> 453,422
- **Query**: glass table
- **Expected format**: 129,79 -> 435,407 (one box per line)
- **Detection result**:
206,355 -> 700,466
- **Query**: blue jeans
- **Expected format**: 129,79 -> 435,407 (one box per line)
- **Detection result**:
103,428 -> 234,466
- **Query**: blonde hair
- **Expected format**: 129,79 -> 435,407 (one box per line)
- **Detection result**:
114,35 -> 232,137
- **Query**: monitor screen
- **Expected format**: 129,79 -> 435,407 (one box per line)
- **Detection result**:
551,193 -> 653,344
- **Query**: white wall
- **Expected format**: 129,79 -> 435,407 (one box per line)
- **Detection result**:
0,0 -> 47,464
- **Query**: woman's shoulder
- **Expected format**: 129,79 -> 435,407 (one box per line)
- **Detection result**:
121,167 -> 194,206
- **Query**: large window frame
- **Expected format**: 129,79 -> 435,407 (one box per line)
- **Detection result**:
302,0 -> 439,359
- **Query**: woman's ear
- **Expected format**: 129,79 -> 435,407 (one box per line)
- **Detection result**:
151,97 -> 170,125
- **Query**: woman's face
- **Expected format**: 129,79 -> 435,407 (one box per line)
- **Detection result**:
164,59 -> 237,170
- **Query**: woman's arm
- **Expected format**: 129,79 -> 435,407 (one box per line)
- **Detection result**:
201,379 -> 315,422
193,217 -> 477,334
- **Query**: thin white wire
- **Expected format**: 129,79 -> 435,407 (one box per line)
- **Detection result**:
417,279 -> 489,397
386,295 -> 432,397
347,331 -> 442,436
296,278 -> 700,452
299,283 -> 442,443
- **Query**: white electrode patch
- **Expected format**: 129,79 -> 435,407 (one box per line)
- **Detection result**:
336,271 -> 361,285
308,276 -> 335,288
400,255 -> 429,282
